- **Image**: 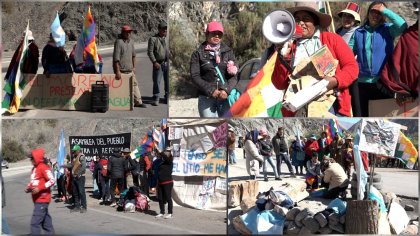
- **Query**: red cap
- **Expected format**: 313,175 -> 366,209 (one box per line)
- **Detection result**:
206,21 -> 224,34
121,25 -> 133,32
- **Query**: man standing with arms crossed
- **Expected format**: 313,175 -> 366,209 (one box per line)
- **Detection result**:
147,21 -> 169,106
67,145 -> 87,213
272,127 -> 296,179
113,25 -> 147,108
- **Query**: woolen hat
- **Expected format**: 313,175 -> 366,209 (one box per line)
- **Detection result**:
338,2 -> 361,23
206,21 -> 224,34
158,21 -> 167,29
121,148 -> 131,153
72,145 -> 81,151
287,2 -> 332,29
121,25 -> 133,32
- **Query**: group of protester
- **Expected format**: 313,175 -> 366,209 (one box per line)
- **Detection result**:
25,145 -> 174,234
8,20 -> 169,110
190,1 -> 418,117
234,126 -> 357,200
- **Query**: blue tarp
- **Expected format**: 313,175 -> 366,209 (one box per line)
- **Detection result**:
240,208 -> 285,234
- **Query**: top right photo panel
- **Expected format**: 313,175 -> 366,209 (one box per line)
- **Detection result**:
168,1 -> 418,118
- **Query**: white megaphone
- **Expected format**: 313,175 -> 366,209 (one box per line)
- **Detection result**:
262,10 -> 300,44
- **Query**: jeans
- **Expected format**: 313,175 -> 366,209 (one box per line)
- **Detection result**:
30,203 -> 54,235
198,95 -> 229,118
2,213 -> 10,234
158,182 -> 173,214
263,155 -> 279,179
139,171 -> 149,197
276,153 -> 295,176
228,149 -> 237,164
110,177 -> 124,203
100,176 -> 110,201
72,176 -> 87,209
152,62 -> 168,101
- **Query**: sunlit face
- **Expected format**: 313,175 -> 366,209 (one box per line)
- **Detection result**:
368,5 -> 384,27
341,12 -> 356,29
277,128 -> 284,136
206,31 -> 223,45
294,11 -> 317,38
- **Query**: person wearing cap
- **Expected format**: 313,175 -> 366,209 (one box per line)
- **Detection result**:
147,21 -> 169,106
269,2 -> 358,117
380,3 -> 418,107
304,134 -> 320,167
113,25 -> 146,108
107,150 -> 127,207
25,148 -> 55,234
349,2 -> 407,117
336,2 -> 361,44
258,129 -> 280,181
244,130 -> 264,180
121,148 -> 139,188
42,33 -> 71,75
271,127 -> 296,179
190,20 -> 239,117
64,145 -> 87,213
227,128 -> 237,165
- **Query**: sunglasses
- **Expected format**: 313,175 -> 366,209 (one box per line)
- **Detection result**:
209,32 -> 223,38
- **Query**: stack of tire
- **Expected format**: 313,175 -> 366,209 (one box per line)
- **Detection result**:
350,172 -> 382,199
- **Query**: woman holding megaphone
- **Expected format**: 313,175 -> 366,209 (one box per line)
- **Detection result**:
261,2 -> 359,117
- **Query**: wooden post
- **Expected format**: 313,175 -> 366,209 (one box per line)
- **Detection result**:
345,200 -> 379,234
326,2 -> 335,32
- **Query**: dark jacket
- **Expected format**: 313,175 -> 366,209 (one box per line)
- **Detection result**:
258,139 -> 272,156
190,42 -> 238,97
107,153 -> 126,179
125,157 -> 139,176
158,160 -> 173,184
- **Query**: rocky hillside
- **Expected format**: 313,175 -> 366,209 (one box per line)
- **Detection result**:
2,119 -> 159,162
1,2 -> 167,51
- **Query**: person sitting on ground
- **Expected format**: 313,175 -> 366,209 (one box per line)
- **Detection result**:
320,159 -> 349,199
306,152 -> 321,191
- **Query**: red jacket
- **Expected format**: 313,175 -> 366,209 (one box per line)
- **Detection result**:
304,140 -> 320,157
27,148 -> 55,203
272,32 -> 359,117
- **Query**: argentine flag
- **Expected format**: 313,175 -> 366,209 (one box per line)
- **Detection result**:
51,12 -> 66,47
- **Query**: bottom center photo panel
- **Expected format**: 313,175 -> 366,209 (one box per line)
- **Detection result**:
1,118 -> 227,235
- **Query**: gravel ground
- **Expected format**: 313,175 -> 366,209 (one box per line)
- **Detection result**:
169,98 -> 199,117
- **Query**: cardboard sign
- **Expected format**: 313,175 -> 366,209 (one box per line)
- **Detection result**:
369,98 -> 419,117
212,122 -> 228,148
172,148 -> 227,178
20,73 -> 132,111
168,127 -> 183,140
359,119 -> 401,156
69,133 -> 131,164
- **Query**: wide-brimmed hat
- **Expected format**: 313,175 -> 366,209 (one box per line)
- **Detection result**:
338,2 -> 361,23
287,2 -> 332,28
121,25 -> 133,32
206,21 -> 224,34
345,134 -> 353,140
121,148 -> 131,153
72,145 -> 81,152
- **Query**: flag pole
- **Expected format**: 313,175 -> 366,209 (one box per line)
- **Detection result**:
326,1 -> 335,32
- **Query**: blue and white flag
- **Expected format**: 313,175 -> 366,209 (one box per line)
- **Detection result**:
51,12 -> 66,47
57,129 -> 66,177
353,131 -> 368,200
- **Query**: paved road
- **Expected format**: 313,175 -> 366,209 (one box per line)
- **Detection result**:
374,167 -> 418,198
1,43 -> 168,118
3,168 -> 226,234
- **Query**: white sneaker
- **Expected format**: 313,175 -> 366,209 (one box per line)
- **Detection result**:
164,214 -> 172,219
98,199 -> 103,203
110,202 -> 117,207
155,214 -> 164,218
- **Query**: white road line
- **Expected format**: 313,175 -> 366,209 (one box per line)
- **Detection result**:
88,207 -> 205,235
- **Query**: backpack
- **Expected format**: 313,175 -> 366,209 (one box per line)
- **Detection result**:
100,159 -> 108,177
135,193 -> 150,212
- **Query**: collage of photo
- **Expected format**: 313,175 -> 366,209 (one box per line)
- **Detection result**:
0,1 -> 418,235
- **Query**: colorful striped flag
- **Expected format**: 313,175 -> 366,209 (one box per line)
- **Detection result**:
75,7 -> 100,73
1,22 -> 30,114
51,12 -> 66,47
57,129 -> 66,177
326,119 -> 341,143
394,131 -> 418,169
131,131 -> 155,159
225,51 -> 283,117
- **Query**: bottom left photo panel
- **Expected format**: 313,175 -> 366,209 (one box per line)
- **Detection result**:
1,118 -> 227,235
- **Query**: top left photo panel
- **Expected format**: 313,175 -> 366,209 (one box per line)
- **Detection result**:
1,2 -> 168,118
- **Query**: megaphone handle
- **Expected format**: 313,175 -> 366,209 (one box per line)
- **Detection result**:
277,50 -> 294,75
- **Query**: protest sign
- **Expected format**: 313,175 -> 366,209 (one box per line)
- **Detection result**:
212,122 -> 228,148
20,73 -> 132,111
172,147 -> 227,178
168,126 -> 183,140
369,98 -> 418,117
69,133 -> 131,164
359,119 -> 401,157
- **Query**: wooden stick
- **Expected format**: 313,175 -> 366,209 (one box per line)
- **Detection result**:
326,2 -> 336,32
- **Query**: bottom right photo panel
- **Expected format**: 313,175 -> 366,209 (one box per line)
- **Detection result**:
227,118 -> 418,235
